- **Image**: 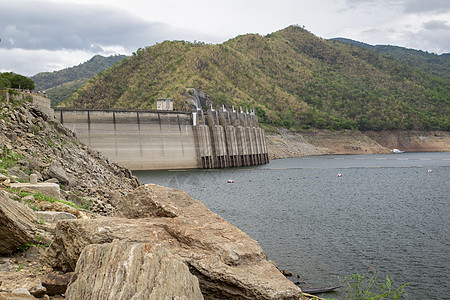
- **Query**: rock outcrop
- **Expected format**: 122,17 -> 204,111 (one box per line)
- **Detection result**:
46,184 -> 302,299
0,191 -> 36,255
0,95 -> 141,215
66,240 -> 203,300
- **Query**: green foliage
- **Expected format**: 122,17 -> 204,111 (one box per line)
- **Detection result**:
0,147 -> 23,169
61,26 -> 448,131
15,233 -> 50,253
1,72 -> 35,90
7,187 -> 84,211
16,263 -> 24,272
343,269 -> 408,299
0,77 -> 11,89
45,137 -> 57,148
332,38 -> 450,80
11,74 -> 34,90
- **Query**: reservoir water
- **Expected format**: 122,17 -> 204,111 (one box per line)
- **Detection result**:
134,152 -> 450,299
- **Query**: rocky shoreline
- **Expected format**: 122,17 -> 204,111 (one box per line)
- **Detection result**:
0,95 -> 311,299
267,128 -> 450,160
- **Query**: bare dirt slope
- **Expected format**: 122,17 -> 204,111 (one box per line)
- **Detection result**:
267,129 -> 450,159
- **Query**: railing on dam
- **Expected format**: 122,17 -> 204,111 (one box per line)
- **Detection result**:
54,108 -> 268,170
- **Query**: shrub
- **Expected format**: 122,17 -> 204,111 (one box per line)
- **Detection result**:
343,268 -> 408,299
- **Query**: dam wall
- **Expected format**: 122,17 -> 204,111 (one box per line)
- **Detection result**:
54,108 -> 268,170
55,109 -> 198,170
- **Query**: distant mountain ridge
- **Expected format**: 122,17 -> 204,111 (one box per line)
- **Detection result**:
56,26 -> 448,131
31,54 -> 126,105
332,38 -> 450,80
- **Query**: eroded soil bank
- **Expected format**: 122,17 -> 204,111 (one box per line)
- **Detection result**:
267,129 -> 450,159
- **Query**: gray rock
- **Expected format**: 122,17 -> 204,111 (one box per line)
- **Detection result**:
48,162 -> 68,185
40,272 -> 74,296
7,167 -> 29,182
0,191 -> 37,255
66,240 -> 203,300
10,182 -> 61,200
11,288 -> 30,295
35,211 -> 77,223
44,178 -> 59,184
29,174 -> 38,184
28,283 -> 46,298
21,195 -> 35,202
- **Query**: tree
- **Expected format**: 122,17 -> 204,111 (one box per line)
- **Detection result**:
0,77 -> 10,89
357,115 -> 372,131
10,74 -> 34,90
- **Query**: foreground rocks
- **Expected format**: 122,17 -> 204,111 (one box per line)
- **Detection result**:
45,184 -> 302,299
0,191 -> 37,255
66,240 -> 203,300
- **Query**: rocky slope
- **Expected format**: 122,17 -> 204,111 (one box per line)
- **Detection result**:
0,92 -> 140,215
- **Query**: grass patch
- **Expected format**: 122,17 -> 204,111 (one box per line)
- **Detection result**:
0,147 -> 23,169
45,137 -> 57,148
15,233 -> 50,253
343,268 -> 408,299
6,187 -> 83,210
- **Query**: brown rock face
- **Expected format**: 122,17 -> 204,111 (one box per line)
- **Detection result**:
66,240 -> 203,300
0,191 -> 37,255
41,272 -> 74,296
45,184 -> 302,299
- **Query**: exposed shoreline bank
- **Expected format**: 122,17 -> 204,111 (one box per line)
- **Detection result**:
267,129 -> 450,160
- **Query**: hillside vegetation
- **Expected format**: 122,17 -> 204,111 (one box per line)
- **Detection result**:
1,72 -> 34,90
65,26 -> 449,131
31,55 -> 126,106
332,38 -> 450,80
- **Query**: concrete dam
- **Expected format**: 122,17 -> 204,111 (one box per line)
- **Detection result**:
54,108 -> 269,170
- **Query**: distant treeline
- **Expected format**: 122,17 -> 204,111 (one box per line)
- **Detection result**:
0,72 -> 34,90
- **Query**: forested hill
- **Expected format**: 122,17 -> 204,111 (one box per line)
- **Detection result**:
65,26 -> 449,131
31,54 -> 126,105
332,37 -> 450,80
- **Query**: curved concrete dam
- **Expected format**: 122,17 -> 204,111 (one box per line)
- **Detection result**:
54,108 -> 269,170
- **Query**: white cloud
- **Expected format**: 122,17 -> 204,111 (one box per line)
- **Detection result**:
0,0 -> 448,76
0,48 -> 97,76
0,0 -> 207,52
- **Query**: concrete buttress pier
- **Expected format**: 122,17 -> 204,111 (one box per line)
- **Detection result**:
194,109 -> 269,169
54,108 -> 269,170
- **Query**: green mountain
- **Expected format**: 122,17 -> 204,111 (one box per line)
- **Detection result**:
332,38 -> 450,80
31,54 -> 126,105
65,26 -> 449,131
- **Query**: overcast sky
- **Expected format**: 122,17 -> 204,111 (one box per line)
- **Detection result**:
1,0 -> 449,76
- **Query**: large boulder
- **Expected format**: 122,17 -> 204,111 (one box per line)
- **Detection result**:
47,161 -> 69,185
45,184 -> 302,299
66,240 -> 203,300
0,191 -> 37,255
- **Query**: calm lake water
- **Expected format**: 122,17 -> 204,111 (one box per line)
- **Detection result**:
134,152 -> 450,299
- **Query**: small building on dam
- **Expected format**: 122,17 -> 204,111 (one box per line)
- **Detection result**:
54,108 -> 269,170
